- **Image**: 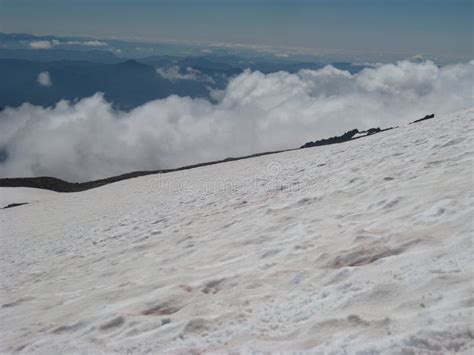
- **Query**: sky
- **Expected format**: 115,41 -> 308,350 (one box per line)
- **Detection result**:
0,0 -> 472,59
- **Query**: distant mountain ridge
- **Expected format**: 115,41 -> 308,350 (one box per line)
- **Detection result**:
0,48 -> 121,63
0,52 -> 370,110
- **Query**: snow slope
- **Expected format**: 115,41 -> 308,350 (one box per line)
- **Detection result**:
1,109 -> 473,354
0,188 -> 58,209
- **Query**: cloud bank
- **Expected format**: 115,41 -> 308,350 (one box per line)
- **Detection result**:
157,66 -> 215,84
0,61 -> 472,182
30,40 -> 107,49
30,40 -> 53,49
64,40 -> 108,47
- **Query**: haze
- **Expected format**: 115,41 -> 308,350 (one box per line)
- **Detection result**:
1,0 -> 472,61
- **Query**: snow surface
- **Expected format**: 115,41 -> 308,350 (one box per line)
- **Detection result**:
0,188 -> 58,209
1,109 -> 473,354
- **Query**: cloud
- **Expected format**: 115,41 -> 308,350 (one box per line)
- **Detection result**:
29,39 -> 108,49
0,61 -> 472,182
37,71 -> 52,87
30,40 -> 53,49
412,54 -> 425,62
157,66 -> 215,84
64,40 -> 108,47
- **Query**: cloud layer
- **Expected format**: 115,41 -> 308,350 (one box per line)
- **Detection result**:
157,66 -> 215,84
0,61 -> 472,182
30,39 -> 107,49
30,40 -> 53,49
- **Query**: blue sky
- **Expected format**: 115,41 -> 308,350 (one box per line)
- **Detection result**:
0,0 -> 472,59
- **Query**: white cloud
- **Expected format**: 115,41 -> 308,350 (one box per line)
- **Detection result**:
37,71 -> 52,87
30,40 -> 53,49
30,39 -> 108,49
157,66 -> 215,84
0,61 -> 472,182
64,40 -> 108,47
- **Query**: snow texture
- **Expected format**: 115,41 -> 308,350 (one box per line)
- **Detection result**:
1,109 -> 473,354
0,188 -> 58,209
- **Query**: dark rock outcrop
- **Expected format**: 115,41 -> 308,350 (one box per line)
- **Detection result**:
360,127 -> 381,135
0,149 -> 293,193
411,114 -> 434,124
301,124 -> 399,149
3,202 -> 28,209
300,129 -> 360,148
